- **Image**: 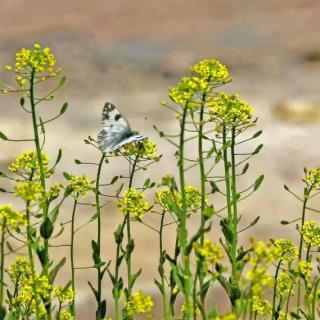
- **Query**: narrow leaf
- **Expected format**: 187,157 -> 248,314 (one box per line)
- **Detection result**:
0,132 -> 8,140
253,175 -> 264,191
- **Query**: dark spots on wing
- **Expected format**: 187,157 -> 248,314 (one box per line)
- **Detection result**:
115,114 -> 122,121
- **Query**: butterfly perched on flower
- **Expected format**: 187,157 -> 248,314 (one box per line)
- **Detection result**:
97,102 -> 145,153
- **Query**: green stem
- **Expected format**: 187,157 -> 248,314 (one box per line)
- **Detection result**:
0,219 -> 6,306
198,93 -> 208,319
297,192 -> 310,313
272,261 -> 282,319
30,69 -> 50,277
159,212 -> 169,319
230,127 -> 239,296
179,106 -> 192,319
70,197 -> 78,316
26,201 -> 41,319
95,153 -> 105,320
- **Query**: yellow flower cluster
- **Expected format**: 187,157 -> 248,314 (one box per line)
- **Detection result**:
0,204 -> 26,230
301,221 -> 320,246
49,182 -> 63,198
193,239 -> 223,264
273,239 -> 298,263
250,240 -> 279,264
118,188 -> 149,220
213,313 -> 237,320
117,139 -> 159,160
124,291 -> 154,316
15,181 -> 44,202
156,185 -> 203,212
208,93 -> 254,128
8,151 -> 52,179
246,267 -> 274,296
190,59 -> 230,83
304,167 -> 320,191
53,285 -> 75,303
68,174 -> 95,198
251,296 -> 271,315
298,260 -> 313,279
59,310 -> 74,320
277,271 -> 295,295
7,43 -> 61,76
6,258 -> 51,317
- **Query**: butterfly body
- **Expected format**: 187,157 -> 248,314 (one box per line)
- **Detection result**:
98,102 -> 145,153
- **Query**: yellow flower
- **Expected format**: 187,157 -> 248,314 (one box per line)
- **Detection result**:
118,188 -> 150,220
155,185 -> 203,212
245,267 -> 274,296
15,181 -> 44,201
68,174 -> 95,198
304,167 -> 320,191
49,182 -> 63,198
190,59 -> 231,83
53,285 -> 75,303
251,296 -> 272,315
124,291 -> 154,316
0,204 -> 26,230
208,93 -> 254,128
273,239 -> 298,263
298,260 -> 313,279
6,258 -> 51,317
213,313 -> 237,320
277,271 -> 295,295
193,239 -> 223,264
116,139 -> 159,160
8,151 -> 52,179
59,309 -> 74,320
301,221 -> 320,247
169,76 -> 208,108
12,43 -> 59,75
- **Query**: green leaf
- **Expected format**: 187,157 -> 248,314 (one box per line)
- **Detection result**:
242,163 -> 249,174
253,144 -> 263,155
49,257 -> 66,282
110,176 -> 118,184
88,281 -> 99,301
252,130 -> 262,138
59,102 -> 68,115
40,217 -> 54,239
49,206 -> 60,224
210,181 -> 220,193
74,159 -> 82,164
129,268 -> 142,288
249,216 -> 260,228
20,97 -> 25,107
203,206 -> 215,219
63,172 -> 71,180
98,300 -> 107,318
54,149 -> 62,167
280,220 -> 289,225
143,178 -> 151,188
290,311 -> 302,319
0,132 -> 8,140
0,188 -> 6,193
58,76 -> 67,88
253,175 -> 264,191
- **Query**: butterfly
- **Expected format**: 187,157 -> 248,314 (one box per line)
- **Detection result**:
97,102 -> 145,153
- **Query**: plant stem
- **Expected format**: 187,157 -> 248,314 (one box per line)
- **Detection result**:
30,69 -> 50,278
178,106 -> 192,319
198,93 -> 208,319
0,219 -> 6,306
272,261 -> 281,319
95,153 -> 105,320
70,197 -> 78,316
159,212 -> 169,319
230,127 -> 239,300
297,192 -> 310,312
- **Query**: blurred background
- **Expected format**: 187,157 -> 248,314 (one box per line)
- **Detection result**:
0,0 -> 320,318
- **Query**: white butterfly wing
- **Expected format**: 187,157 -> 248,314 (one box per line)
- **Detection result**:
98,102 -> 144,153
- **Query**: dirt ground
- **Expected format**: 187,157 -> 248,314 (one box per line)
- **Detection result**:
0,0 -> 320,318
